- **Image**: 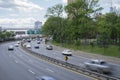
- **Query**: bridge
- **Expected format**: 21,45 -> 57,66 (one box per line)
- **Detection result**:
2,27 -> 42,38
2,27 -> 34,30
3,28 -> 34,35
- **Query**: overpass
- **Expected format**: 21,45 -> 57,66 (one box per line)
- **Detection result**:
2,27 -> 42,38
2,27 -> 34,30
2,28 -> 34,38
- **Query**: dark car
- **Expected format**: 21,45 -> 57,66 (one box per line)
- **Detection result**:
37,41 -> 40,44
46,45 -> 53,50
34,45 -> 39,49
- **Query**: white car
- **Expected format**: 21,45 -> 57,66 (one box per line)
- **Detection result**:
84,59 -> 112,74
26,44 -> 31,48
14,43 -> 19,47
8,45 -> 14,50
17,41 -> 20,44
62,49 -> 72,56
36,76 -> 56,80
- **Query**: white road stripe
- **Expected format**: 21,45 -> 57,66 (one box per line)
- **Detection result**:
46,68 -> 54,73
28,69 -> 35,74
14,60 -> 18,63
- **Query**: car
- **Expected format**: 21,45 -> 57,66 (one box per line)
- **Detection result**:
37,41 -> 40,44
8,45 -> 14,50
14,43 -> 19,47
34,44 -> 39,49
27,39 -> 31,42
36,76 -> 56,80
17,41 -> 20,44
62,49 -> 72,56
46,45 -> 53,50
84,59 -> 112,74
26,44 -> 31,48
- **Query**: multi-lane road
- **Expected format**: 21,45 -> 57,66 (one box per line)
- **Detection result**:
28,40 -> 120,78
0,42 -> 95,80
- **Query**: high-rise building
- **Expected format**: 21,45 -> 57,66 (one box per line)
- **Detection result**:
34,21 -> 42,30
0,27 -> 2,32
68,0 -> 75,4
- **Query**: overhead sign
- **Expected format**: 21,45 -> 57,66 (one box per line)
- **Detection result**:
27,29 -> 42,34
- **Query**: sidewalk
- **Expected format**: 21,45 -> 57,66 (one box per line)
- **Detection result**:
52,44 -> 120,64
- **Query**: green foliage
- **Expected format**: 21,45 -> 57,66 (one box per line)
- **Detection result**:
42,0 -> 120,56
0,30 -> 15,41
45,4 -> 64,17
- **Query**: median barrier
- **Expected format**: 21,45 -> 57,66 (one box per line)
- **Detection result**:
21,43 -> 119,80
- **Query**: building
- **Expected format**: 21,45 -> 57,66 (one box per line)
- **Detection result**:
34,21 -> 42,30
68,0 -> 75,4
0,27 -> 1,32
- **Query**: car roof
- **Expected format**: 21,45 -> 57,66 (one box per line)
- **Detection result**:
38,76 -> 56,80
90,59 -> 106,63
9,45 -> 13,47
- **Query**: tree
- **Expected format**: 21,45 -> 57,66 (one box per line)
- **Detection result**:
65,0 -> 102,44
42,16 -> 67,42
97,12 -> 119,45
45,4 -> 64,17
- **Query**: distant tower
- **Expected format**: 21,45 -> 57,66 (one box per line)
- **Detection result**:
34,21 -> 42,30
68,0 -> 76,4
0,27 -> 2,32
110,0 -> 114,12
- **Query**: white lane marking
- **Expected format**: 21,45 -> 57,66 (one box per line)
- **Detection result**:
28,69 -> 36,74
14,60 -> 18,63
46,68 -> 54,73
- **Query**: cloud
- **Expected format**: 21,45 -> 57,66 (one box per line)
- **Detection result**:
0,0 -> 43,12
62,0 -> 67,4
0,17 -> 36,28
99,0 -> 120,9
9,14 -> 19,17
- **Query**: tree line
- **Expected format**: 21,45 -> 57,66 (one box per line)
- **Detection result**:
42,0 -> 120,48
0,30 -> 15,42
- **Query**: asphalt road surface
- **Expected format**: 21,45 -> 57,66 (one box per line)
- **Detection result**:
27,40 -> 120,78
0,42 -> 94,80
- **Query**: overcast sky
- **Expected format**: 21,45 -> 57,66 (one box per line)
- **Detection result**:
0,0 -> 120,28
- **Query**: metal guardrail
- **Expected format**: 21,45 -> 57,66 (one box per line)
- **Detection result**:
21,43 -> 119,80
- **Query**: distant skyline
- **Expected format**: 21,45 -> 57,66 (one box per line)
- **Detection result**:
0,0 -> 120,28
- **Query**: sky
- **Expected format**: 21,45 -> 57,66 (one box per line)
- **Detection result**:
0,0 -> 120,28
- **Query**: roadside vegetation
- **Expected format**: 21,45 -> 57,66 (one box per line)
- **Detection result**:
42,0 -> 120,58
0,30 -> 15,42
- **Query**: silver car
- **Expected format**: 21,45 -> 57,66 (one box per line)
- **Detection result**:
8,45 -> 14,50
84,59 -> 112,74
46,45 -> 53,50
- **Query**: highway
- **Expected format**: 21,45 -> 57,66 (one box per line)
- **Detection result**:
27,40 -> 120,78
0,42 -> 94,80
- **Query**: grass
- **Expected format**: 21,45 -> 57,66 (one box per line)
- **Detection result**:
52,42 -> 120,58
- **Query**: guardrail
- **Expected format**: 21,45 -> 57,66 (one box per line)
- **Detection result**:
21,43 -> 119,80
